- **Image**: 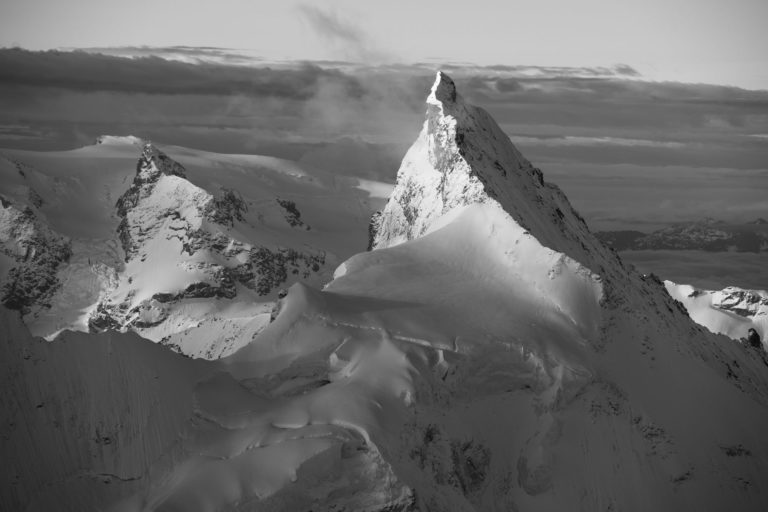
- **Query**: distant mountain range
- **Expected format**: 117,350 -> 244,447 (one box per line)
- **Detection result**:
596,217 -> 768,252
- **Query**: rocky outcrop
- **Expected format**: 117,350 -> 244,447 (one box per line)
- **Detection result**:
276,198 -> 309,229
367,210 -> 382,251
205,188 -> 247,227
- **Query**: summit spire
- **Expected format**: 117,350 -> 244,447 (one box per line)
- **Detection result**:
371,71 -> 613,277
427,71 -> 458,106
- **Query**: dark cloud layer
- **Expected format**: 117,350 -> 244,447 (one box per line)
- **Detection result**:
0,48 -> 364,99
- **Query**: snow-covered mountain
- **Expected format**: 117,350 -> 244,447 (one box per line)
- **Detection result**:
4,72 -> 768,512
666,281 -> 767,346
89,142 -> 340,358
0,137 -> 378,358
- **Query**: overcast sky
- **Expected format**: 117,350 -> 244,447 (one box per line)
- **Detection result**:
1,0 -> 768,89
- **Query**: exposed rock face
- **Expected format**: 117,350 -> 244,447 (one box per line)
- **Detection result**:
367,210 -> 382,251
206,188 -> 247,227
0,198 -> 71,315
276,198 -> 309,229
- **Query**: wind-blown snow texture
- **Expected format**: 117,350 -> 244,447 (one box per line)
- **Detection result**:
3,72 -> 768,512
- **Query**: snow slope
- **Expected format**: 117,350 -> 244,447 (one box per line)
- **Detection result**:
666,280 -> 768,346
3,72 -> 768,512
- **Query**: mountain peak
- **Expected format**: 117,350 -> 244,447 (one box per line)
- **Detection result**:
140,143 -> 187,179
427,71 -> 458,107
371,70 -> 614,277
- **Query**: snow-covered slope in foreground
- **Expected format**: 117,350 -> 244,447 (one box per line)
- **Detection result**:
4,72 -> 768,512
666,280 -> 768,347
